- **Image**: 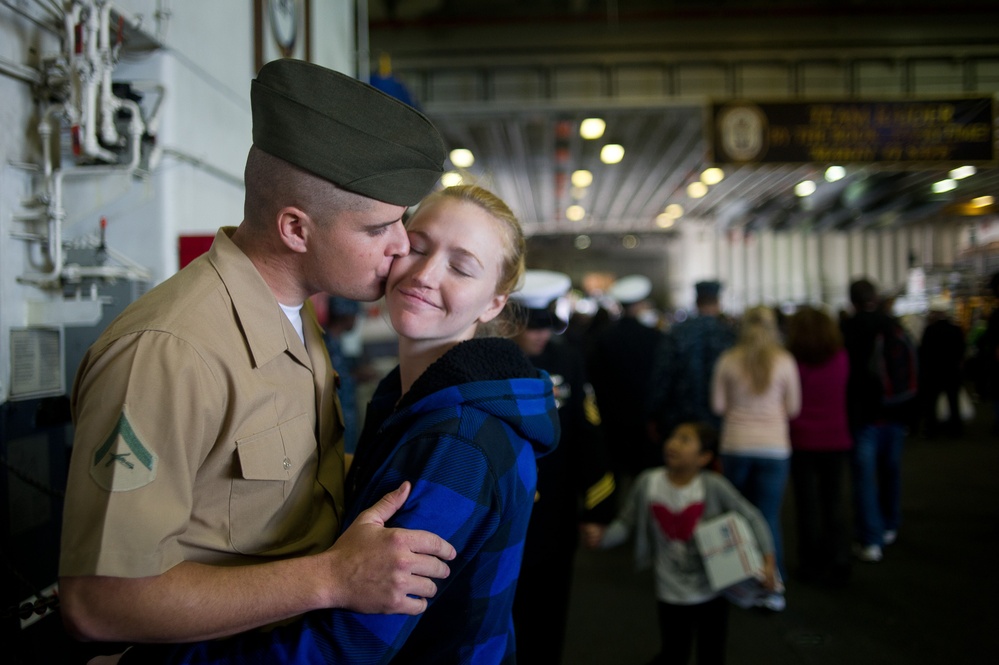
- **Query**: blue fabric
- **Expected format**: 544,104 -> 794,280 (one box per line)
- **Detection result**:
646,314 -> 737,437
720,453 -> 790,578
324,333 -> 360,453
120,338 -> 559,664
851,423 -> 904,547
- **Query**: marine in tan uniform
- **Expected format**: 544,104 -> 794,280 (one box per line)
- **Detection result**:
59,59 -> 456,645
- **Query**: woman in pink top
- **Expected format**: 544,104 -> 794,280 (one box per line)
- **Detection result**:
711,306 -> 801,610
786,305 -> 853,586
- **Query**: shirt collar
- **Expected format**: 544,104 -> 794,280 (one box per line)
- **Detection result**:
208,227 -> 300,368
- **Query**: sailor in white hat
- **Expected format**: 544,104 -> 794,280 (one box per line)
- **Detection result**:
509,270 -> 616,664
588,273 -> 665,478
510,270 -> 573,348
609,274 -> 660,329
608,274 -> 652,307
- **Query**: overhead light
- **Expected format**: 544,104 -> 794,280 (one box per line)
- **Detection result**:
971,195 -> 994,207
932,179 -> 957,194
825,165 -> 846,182
700,167 -> 725,185
622,235 -> 638,249
574,234 -> 591,250
580,118 -> 606,139
566,205 -> 586,221
449,148 -> 474,168
571,169 -> 594,188
949,165 -> 976,180
795,180 -> 817,197
656,213 -> 676,229
664,203 -> 684,218
687,181 -> 708,198
441,171 -> 463,188
600,144 -> 625,164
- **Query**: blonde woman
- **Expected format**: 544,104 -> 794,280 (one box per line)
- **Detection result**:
115,185 -> 560,664
711,306 -> 801,611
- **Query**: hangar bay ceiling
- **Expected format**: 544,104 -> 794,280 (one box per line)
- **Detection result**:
425,100 -> 998,241
367,1 -> 999,248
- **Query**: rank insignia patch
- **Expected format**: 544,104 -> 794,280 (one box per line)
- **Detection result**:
90,410 -> 158,492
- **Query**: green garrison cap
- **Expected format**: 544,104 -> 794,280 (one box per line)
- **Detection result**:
251,59 -> 445,206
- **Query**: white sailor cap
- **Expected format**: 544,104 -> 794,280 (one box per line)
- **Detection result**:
512,270 -> 573,308
511,270 -> 572,330
609,274 -> 652,305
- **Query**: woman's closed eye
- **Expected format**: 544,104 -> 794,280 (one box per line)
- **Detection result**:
450,261 -> 473,277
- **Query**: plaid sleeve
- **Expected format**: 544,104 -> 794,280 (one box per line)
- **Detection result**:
119,425 -> 520,664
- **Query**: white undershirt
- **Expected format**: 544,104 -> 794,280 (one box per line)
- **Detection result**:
279,302 -> 305,344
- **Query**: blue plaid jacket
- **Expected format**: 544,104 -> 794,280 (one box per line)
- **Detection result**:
120,337 -> 559,664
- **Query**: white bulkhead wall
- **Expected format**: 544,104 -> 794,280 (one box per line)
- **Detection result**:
665,219 -> 967,313
2,0 -> 357,285
0,1 -> 357,403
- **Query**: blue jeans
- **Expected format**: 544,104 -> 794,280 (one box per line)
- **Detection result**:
851,423 -> 905,547
720,453 -> 790,578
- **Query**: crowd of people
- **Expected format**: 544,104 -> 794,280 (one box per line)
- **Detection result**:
577,272 -> 998,663
55,57 -> 999,665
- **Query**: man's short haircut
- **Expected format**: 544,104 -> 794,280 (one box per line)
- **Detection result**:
849,278 -> 878,309
696,293 -> 719,307
243,146 -> 375,230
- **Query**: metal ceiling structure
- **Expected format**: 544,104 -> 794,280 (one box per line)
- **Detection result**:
429,101 -> 707,234
428,100 -> 999,237
367,1 -> 999,246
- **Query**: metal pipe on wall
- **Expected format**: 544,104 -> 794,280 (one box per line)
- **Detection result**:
19,170 -> 67,286
0,55 -> 43,84
78,1 -> 115,162
0,0 -> 61,31
97,0 -> 120,146
17,0 -> 151,289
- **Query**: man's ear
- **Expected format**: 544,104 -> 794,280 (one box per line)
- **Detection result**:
276,206 -> 310,253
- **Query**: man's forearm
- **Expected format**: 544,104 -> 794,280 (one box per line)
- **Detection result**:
61,556 -> 328,643
62,483 -> 456,645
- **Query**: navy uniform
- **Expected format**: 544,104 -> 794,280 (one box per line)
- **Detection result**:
588,274 -> 665,480
646,280 -> 736,442
323,297 -> 363,454
510,271 -> 616,665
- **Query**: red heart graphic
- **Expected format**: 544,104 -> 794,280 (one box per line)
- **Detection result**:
650,502 -> 705,542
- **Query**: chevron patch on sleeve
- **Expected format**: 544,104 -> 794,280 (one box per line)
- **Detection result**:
90,408 -> 158,492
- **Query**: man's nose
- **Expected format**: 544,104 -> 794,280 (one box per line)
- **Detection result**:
387,223 -> 409,257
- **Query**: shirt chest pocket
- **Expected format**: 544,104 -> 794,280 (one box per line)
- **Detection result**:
230,413 -> 319,554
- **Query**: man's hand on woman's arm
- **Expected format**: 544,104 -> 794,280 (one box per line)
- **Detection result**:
322,481 -> 456,614
63,482 -> 455,644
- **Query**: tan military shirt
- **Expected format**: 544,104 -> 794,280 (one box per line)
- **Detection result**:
60,227 -> 345,578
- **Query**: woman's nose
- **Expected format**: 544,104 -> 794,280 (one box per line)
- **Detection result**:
411,255 -> 443,287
